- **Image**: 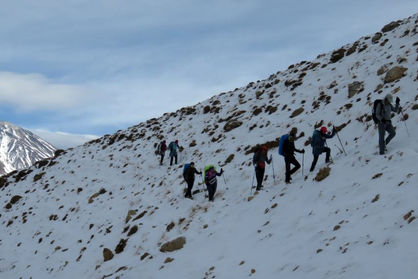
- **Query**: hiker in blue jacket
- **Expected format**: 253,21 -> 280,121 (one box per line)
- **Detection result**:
309,126 -> 335,172
183,162 -> 201,199
282,128 -> 305,183
168,140 -> 181,166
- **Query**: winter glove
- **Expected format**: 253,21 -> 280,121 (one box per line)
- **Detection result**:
302,149 -> 305,153
269,155 -> 273,161
396,97 -> 400,105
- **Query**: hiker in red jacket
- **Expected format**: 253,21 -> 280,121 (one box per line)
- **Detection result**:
252,145 -> 272,191
157,140 -> 167,165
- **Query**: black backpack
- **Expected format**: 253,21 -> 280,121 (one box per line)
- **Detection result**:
372,99 -> 383,124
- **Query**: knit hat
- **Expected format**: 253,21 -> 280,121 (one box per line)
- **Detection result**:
320,126 -> 328,133
290,127 -> 297,137
385,93 -> 393,103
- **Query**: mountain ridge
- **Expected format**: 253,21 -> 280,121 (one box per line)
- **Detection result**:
0,121 -> 56,175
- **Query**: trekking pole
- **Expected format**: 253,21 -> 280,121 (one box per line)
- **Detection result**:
250,169 -> 255,195
271,156 -> 276,184
302,153 -> 304,177
334,127 -> 347,156
400,109 -> 410,137
222,173 -> 228,188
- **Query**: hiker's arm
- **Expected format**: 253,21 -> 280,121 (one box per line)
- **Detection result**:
296,147 -> 304,153
393,97 -> 400,113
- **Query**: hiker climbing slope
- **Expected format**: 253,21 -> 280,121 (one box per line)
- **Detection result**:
252,145 -> 272,191
183,162 -> 202,199
203,165 -> 223,202
374,93 -> 401,155
157,140 -> 167,165
279,128 -> 305,184
168,140 -> 181,166
310,126 -> 335,172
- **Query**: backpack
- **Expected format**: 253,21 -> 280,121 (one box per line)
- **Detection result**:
278,134 -> 289,156
311,130 -> 319,147
169,142 -> 178,153
372,99 -> 383,124
157,142 -> 162,154
183,163 -> 191,175
203,165 -> 216,183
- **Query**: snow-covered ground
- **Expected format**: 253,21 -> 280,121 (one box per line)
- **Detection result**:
0,14 -> 417,279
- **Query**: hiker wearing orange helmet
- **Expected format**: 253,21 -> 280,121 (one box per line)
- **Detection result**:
252,145 -> 272,191
309,126 -> 335,172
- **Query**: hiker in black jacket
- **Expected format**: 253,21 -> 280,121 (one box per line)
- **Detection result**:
283,129 -> 305,183
252,145 -> 272,191
183,162 -> 201,199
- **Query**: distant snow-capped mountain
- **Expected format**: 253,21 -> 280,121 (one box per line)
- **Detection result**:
0,122 -> 56,175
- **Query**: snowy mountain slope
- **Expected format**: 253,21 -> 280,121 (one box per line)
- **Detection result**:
0,14 -> 418,279
0,122 -> 56,175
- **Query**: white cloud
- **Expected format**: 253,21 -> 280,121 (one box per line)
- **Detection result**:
0,0 -> 416,138
0,72 -> 86,111
30,129 -> 99,149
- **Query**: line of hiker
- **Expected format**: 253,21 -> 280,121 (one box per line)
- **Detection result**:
156,93 -> 404,200
156,140 -> 182,166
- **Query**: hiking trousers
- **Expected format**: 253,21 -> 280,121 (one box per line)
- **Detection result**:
285,155 -> 300,182
185,179 -> 194,198
170,154 -> 178,165
310,147 -> 330,172
160,153 -> 165,165
255,166 -> 265,190
378,121 -> 396,154
206,181 -> 217,201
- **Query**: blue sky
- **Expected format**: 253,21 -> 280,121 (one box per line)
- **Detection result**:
0,0 -> 416,148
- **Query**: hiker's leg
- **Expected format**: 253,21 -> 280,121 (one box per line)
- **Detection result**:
324,147 -> 331,162
310,155 -> 319,172
255,167 -> 263,190
378,122 -> 386,154
285,157 -> 291,182
186,180 -> 193,197
385,122 -> 396,145
289,156 -> 301,175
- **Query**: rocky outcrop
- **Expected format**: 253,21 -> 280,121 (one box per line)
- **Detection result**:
384,66 -> 407,83
348,81 -> 364,98
381,21 -> 400,33
160,237 -> 186,252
